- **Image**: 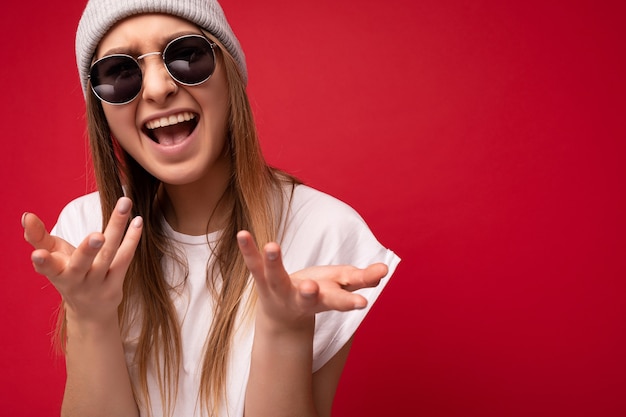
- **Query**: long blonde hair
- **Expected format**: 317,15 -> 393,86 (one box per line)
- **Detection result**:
72,32 -> 299,416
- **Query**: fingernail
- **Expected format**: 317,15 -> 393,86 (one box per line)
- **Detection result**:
266,250 -> 278,261
117,197 -> 131,214
21,212 -> 28,228
31,254 -> 44,265
131,216 -> 143,228
89,237 -> 104,249
237,234 -> 247,247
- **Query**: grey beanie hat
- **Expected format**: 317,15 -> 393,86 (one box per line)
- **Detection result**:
75,0 -> 247,97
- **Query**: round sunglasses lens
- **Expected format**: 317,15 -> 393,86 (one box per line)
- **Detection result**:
164,36 -> 215,85
90,56 -> 142,104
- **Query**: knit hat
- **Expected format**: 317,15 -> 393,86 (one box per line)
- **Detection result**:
75,0 -> 247,97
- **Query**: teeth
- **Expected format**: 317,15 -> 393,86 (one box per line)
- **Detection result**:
145,112 -> 195,130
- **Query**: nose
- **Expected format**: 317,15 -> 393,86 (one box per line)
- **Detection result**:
140,55 -> 178,104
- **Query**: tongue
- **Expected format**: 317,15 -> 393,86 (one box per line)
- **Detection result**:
152,121 -> 194,145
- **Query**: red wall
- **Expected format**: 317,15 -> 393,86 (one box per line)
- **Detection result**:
2,0 -> 625,416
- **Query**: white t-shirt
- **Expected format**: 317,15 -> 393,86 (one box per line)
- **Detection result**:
52,184 -> 401,417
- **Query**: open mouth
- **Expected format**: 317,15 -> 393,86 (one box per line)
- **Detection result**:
143,111 -> 198,145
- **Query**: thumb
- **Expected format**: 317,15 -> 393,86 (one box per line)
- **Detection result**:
22,212 -> 57,251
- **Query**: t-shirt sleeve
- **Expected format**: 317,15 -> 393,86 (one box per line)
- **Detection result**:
278,185 -> 401,372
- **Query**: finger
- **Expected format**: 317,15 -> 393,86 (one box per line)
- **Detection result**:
296,279 -> 320,310
320,289 -> 369,312
366,263 -> 389,282
30,248 -> 66,278
23,212 -> 58,251
341,263 -> 388,292
108,216 -> 143,280
236,231 -> 266,283
262,242 -> 292,293
326,264 -> 388,311
92,197 -> 133,271
63,232 -> 106,278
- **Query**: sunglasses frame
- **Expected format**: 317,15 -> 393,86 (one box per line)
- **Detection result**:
88,34 -> 217,105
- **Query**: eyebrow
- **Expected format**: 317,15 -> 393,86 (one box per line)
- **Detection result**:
99,30 -> 203,58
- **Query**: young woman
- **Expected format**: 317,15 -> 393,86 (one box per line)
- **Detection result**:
22,0 -> 400,416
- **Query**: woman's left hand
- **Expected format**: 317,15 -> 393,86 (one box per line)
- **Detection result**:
236,230 -> 388,330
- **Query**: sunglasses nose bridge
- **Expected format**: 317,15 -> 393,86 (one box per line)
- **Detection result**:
136,51 -> 171,83
137,51 -> 162,61
139,53 -> 179,103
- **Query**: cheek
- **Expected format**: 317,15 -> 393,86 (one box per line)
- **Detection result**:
212,98 -> 230,136
209,104 -> 230,155
102,106 -> 137,145
198,85 -> 230,143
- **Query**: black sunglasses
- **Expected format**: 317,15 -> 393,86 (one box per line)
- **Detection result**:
89,34 -> 217,105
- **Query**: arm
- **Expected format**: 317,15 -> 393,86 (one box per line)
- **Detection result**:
237,231 -> 387,417
312,337 -> 354,417
61,311 -> 136,417
23,197 -> 142,417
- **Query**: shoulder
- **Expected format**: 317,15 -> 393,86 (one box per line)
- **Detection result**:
286,184 -> 367,231
279,184 -> 387,270
50,191 -> 103,247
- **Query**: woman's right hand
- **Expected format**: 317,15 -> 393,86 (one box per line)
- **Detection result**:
22,197 -> 143,325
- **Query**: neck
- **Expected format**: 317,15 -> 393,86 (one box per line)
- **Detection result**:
160,158 -> 233,236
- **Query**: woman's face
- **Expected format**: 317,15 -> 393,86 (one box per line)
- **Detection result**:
96,14 -> 230,187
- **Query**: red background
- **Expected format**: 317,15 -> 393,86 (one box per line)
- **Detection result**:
1,0 -> 625,416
